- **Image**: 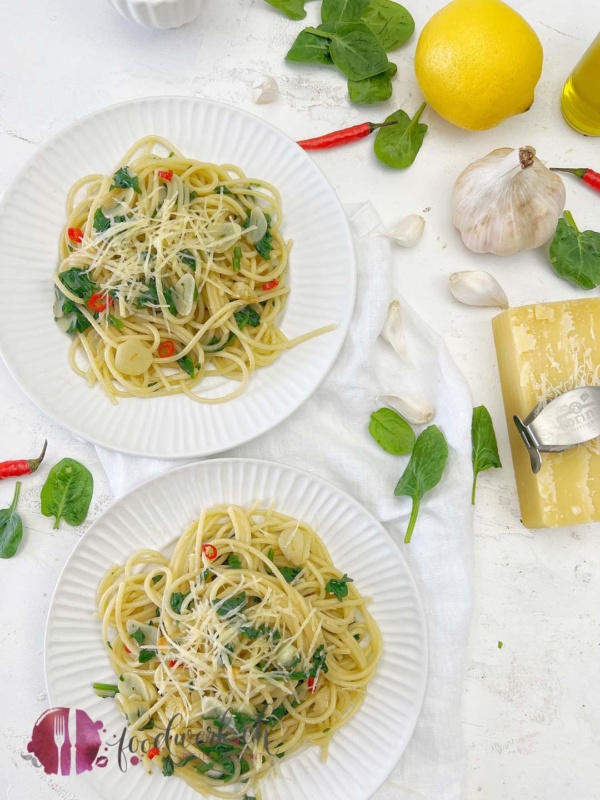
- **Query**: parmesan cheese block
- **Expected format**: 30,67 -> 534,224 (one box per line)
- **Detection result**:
492,298 -> 600,528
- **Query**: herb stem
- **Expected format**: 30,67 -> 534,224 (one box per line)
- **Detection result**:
404,498 -> 420,544
9,481 -> 21,513
562,209 -> 579,233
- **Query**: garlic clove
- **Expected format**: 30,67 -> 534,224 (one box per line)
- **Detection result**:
377,394 -> 435,425
252,74 -> 279,105
380,300 -> 407,360
452,146 -> 566,256
380,214 -> 425,247
449,270 -> 509,308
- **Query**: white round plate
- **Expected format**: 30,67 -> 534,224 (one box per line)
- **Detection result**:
0,97 -> 355,458
45,458 -> 427,800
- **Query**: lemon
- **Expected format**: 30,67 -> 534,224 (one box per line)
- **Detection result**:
415,0 -> 543,130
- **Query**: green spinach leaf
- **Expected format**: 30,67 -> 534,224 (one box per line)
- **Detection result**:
306,23 -> 388,81
93,208 -> 112,233
234,307 -> 262,330
40,458 -> 94,530
325,573 -> 353,600
308,644 -> 329,677
362,0 -> 414,50
549,211 -> 600,290
286,29 -> 334,65
131,628 -> 146,645
214,592 -> 247,617
179,249 -> 196,270
206,332 -> 237,352
322,0 -> 370,23
471,405 -> 502,504
112,166 -> 141,194
374,102 -> 427,169
0,482 -> 24,559
348,62 -> 396,103
227,554 -> 242,569
178,355 -> 197,378
162,755 -> 175,777
394,425 -> 448,543
171,591 -> 191,614
262,0 -> 308,19
279,566 -> 302,583
369,407 -> 415,455
59,268 -> 99,301
138,648 -> 156,663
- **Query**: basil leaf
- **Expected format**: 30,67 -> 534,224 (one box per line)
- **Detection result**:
286,29 -> 334,65
549,211 -> 600,290
262,0 -> 307,19
112,166 -> 141,194
40,458 -> 94,530
322,0 -> 370,23
227,554 -> 242,569
471,405 -> 502,504
325,573 -> 353,600
362,0 -> 415,50
348,62 -> 395,103
369,407 -> 415,455
59,268 -> 99,301
93,208 -> 111,233
394,425 -> 448,543
374,102 -> 428,169
0,482 -> 23,559
307,23 -> 388,81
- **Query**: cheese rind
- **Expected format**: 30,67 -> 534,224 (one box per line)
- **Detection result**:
492,298 -> 600,528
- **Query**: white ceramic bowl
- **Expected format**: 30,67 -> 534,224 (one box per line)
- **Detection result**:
105,0 -> 203,28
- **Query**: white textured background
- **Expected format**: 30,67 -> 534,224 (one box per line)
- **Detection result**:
0,1 -> 599,799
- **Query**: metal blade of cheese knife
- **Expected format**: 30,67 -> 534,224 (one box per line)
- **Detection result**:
514,386 -> 600,474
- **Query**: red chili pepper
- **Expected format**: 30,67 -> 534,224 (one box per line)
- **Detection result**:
158,169 -> 173,181
147,747 -> 160,760
124,646 -> 131,654
307,677 -> 317,693
68,227 -> 84,243
550,167 -> 600,193
262,279 -> 279,291
87,293 -> 113,313
297,119 -> 397,151
0,440 -> 47,481
157,340 -> 176,358
202,543 -> 218,561
168,660 -> 178,668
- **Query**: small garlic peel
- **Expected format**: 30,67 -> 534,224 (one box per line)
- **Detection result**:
380,300 -> 407,360
380,214 -> 425,247
452,146 -> 566,256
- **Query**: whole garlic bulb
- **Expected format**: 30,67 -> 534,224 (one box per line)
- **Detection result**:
452,146 -> 566,256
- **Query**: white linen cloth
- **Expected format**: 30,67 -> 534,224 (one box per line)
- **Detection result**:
97,202 -> 474,800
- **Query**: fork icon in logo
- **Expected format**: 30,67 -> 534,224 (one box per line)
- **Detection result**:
53,713 -> 67,775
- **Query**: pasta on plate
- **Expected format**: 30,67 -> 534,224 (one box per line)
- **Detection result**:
95,503 -> 381,798
54,136 -> 332,404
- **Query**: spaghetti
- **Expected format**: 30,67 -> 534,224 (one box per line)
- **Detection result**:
95,504 -> 381,798
54,136 -> 332,404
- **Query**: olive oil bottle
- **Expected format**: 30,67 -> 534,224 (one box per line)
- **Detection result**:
561,34 -> 600,135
